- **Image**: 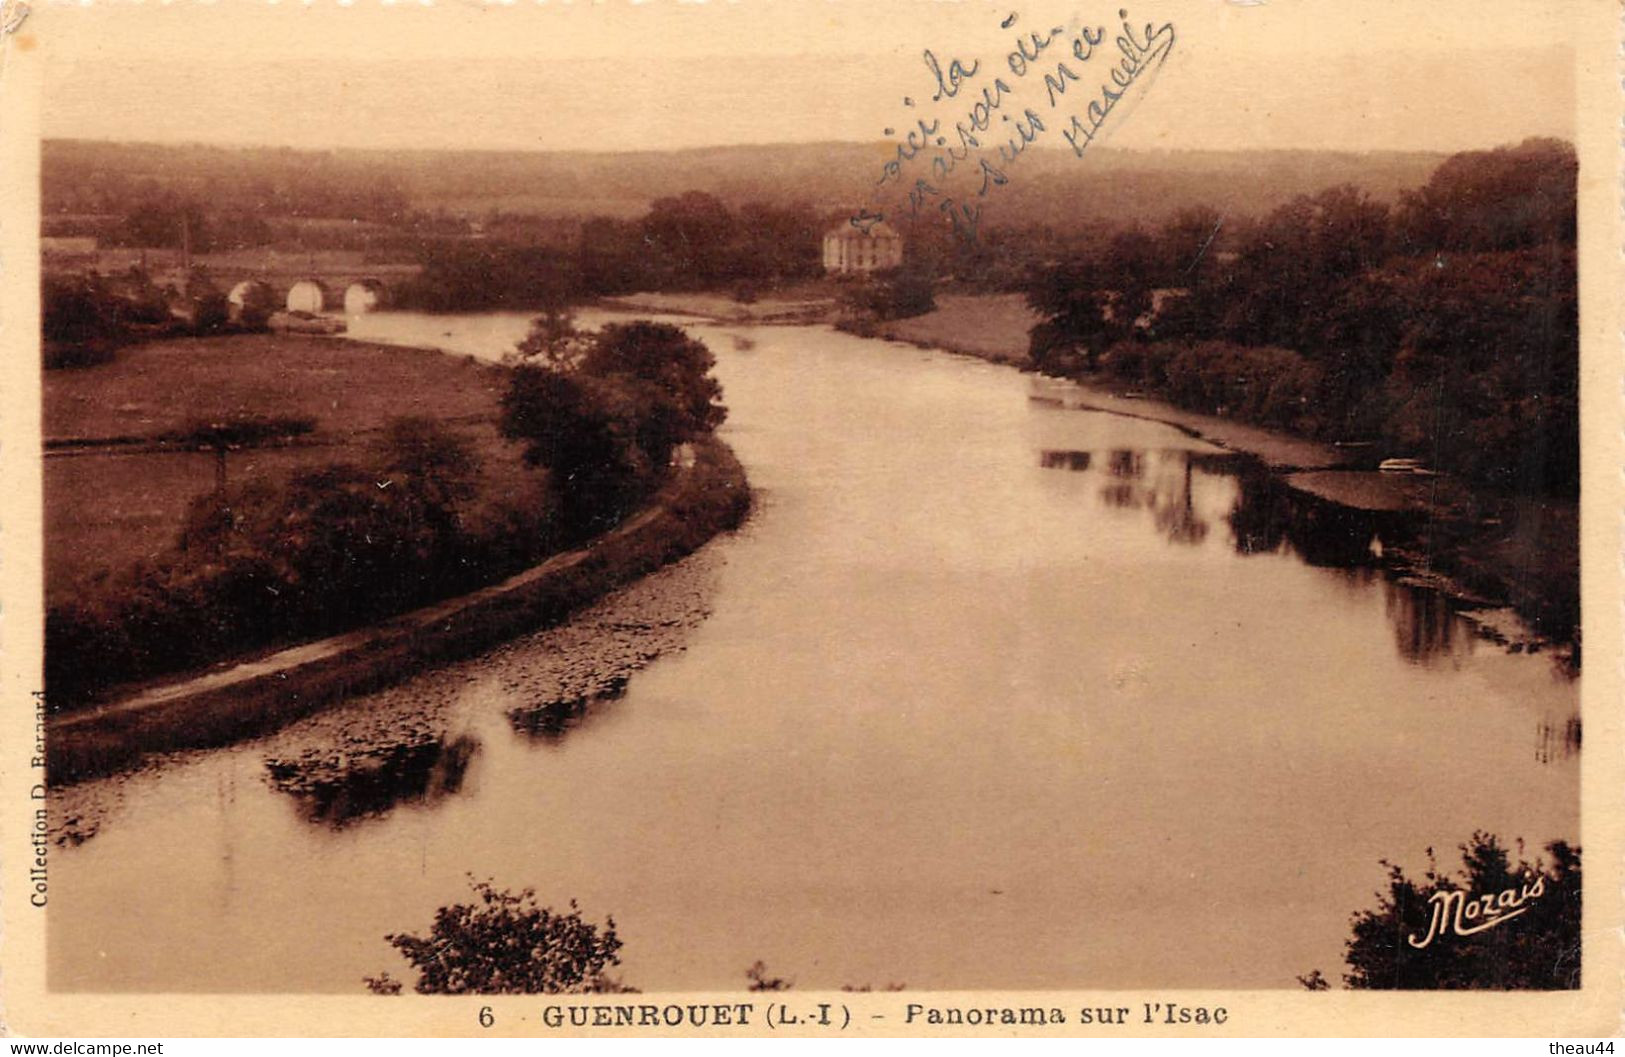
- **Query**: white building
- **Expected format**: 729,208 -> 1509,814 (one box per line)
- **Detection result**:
822,220 -> 904,274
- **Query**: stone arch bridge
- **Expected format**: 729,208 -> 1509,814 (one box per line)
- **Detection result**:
145,257 -> 422,317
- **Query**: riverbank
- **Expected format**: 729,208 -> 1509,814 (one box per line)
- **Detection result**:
597,290 -> 834,324
47,435 -> 751,785
870,293 -> 1039,368
624,288 -> 1579,657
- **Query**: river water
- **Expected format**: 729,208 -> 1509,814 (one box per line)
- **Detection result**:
49,312 -> 1579,992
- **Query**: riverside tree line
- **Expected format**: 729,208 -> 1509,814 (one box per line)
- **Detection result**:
1021,138 -> 1578,498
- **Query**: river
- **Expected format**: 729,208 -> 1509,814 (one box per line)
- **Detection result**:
48,311 -> 1580,992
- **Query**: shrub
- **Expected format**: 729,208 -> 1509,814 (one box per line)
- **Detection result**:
1099,340 -> 1323,433
46,419 -> 525,705
366,879 -> 628,995
42,275 -> 123,369
1302,832 -> 1581,990
837,266 -> 937,326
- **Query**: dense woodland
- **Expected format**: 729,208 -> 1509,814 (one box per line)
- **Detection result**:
1024,138 -> 1578,497
391,195 -> 828,309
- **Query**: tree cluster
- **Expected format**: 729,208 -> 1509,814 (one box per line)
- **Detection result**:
501,318 -> 727,539
42,267 -> 248,369
395,193 -> 825,310
1025,138 -> 1579,496
834,264 -> 939,333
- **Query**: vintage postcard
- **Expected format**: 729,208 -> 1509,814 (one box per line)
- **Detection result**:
0,0 -> 1620,1038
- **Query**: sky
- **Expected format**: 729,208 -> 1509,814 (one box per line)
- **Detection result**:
25,0 -> 1580,155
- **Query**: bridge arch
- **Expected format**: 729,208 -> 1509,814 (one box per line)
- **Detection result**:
286,279 -> 329,314
343,278 -> 387,315
227,280 -> 277,323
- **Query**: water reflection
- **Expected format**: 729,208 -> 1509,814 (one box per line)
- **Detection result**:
507,674 -> 631,742
264,734 -> 480,828
1535,715 -> 1583,764
1107,449 -> 1143,479
1383,578 -> 1465,666
1042,445 -> 1493,667
1227,472 -> 1386,567
1082,449 -> 1211,546
1150,458 -> 1207,546
1039,450 -> 1092,472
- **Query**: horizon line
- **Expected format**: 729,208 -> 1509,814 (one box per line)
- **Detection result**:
43,136 -> 1570,159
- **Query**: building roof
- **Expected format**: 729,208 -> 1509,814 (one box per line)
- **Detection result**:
824,219 -> 902,241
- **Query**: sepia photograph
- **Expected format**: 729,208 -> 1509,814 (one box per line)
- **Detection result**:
1,0 -> 1620,1038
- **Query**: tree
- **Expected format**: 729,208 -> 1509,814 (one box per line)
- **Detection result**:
575,216 -> 648,295
42,274 -> 122,368
1099,227 -> 1162,334
1305,832 -> 1581,990
577,321 -> 728,463
1304,185 -> 1390,284
734,201 -> 823,283
120,194 -> 212,251
1025,257 -> 1113,374
376,417 -> 481,531
1382,247 -> 1578,494
367,879 -> 628,995
397,244 -> 578,312
501,367 -> 649,536
1158,205 -> 1225,288
513,303 -> 591,372
1218,187 -> 1389,351
502,321 -> 726,537
1396,138 -> 1577,253
641,191 -> 736,287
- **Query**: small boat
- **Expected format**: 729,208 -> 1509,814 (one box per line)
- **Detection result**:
1378,457 -> 1435,475
1028,376 -> 1088,409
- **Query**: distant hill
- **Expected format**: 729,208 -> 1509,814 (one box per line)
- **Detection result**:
44,138 -> 1450,234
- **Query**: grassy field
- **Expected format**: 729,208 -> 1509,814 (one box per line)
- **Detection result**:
875,293 -> 1040,366
45,334 -> 541,603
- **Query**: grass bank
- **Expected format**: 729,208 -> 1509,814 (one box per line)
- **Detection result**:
47,435 -> 750,784
870,293 -> 1040,367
